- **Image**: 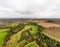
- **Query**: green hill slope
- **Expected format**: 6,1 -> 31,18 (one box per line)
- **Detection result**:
0,22 -> 60,47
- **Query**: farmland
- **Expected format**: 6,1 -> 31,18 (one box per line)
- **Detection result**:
0,19 -> 60,47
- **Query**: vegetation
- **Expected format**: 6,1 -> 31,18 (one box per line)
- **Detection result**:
0,22 -> 60,47
0,29 -> 10,47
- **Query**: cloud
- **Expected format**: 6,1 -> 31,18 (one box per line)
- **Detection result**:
0,0 -> 60,18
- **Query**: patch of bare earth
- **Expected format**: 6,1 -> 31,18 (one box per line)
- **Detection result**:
38,22 -> 60,41
37,22 -> 60,28
44,28 -> 60,41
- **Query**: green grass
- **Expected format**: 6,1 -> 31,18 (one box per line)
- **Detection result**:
0,29 -> 9,47
0,22 -> 59,47
30,26 -> 39,35
24,41 -> 40,47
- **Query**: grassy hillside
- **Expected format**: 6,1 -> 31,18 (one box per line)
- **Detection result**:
0,29 -> 9,47
0,22 -> 60,47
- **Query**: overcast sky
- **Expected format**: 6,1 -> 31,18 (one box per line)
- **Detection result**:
0,0 -> 60,18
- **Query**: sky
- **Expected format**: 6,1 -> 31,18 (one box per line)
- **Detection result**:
0,0 -> 60,18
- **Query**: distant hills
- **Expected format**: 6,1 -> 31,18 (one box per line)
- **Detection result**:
0,18 -> 60,20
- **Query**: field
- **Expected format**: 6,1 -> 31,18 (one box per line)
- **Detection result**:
44,27 -> 60,42
0,19 -> 60,47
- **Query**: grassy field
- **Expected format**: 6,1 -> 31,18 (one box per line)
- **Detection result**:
24,41 -> 40,47
0,22 -> 60,47
0,29 -> 10,47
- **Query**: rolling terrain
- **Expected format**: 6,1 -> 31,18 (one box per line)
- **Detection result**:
0,19 -> 60,47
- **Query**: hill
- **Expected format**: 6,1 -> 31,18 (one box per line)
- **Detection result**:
0,22 -> 60,47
